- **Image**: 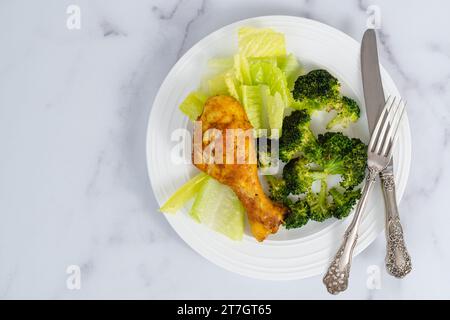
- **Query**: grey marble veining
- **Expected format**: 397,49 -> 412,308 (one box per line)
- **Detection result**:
0,0 -> 449,299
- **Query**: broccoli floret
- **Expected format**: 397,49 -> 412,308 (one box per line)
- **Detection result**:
340,138 -> 367,189
306,180 -> 333,222
329,187 -> 361,219
284,200 -> 310,229
276,132 -> 366,229
265,175 -> 289,203
279,110 -> 321,162
268,82 -> 366,230
327,96 -> 361,129
283,132 -> 367,194
292,69 -> 341,111
283,157 -> 322,195
291,70 -> 361,128
317,132 -> 367,189
299,128 -> 322,162
318,131 -> 354,162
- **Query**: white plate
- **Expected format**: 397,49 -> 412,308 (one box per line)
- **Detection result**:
146,16 -> 411,280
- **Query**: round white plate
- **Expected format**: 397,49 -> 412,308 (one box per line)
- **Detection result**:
147,16 -> 411,280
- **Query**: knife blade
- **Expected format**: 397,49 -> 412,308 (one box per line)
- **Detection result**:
360,29 -> 412,278
361,29 -> 386,134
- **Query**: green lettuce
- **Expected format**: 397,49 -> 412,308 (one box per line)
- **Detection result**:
190,177 -> 245,240
179,92 -> 208,121
238,27 -> 286,57
159,173 -> 209,214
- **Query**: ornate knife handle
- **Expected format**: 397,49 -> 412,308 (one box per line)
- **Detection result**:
380,171 -> 412,278
323,168 -> 378,294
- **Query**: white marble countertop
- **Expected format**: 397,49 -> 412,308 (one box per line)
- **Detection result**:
1,0 -> 449,299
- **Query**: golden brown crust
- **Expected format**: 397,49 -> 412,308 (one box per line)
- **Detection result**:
193,95 -> 287,241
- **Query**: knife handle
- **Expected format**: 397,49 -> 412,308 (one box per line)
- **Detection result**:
380,171 -> 412,278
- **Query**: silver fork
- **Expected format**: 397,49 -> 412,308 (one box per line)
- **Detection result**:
323,96 -> 406,294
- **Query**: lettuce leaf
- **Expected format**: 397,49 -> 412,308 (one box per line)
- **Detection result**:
224,69 -> 241,100
190,177 -> 245,240
249,61 -> 290,105
241,85 -> 270,132
277,53 -> 302,90
159,173 -> 209,214
267,92 -> 285,137
179,92 -> 208,121
238,27 -> 286,57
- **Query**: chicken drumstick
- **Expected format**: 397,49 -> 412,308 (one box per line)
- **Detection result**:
193,95 -> 287,241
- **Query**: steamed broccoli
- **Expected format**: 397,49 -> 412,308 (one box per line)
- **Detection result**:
265,174 -> 311,229
326,96 -> 361,129
278,131 -> 366,228
341,138 -> 367,189
292,69 -> 341,111
282,132 -> 367,194
329,187 -> 361,219
284,199 -> 310,229
306,180 -> 333,222
278,110 -> 321,163
317,132 -> 367,190
265,175 -> 289,203
283,157 -> 321,195
291,70 -> 361,129
270,69 -> 367,230
319,131 -> 354,161
282,183 -> 361,230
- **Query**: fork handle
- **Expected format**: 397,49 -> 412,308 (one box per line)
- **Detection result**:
323,168 -> 378,294
380,171 -> 412,278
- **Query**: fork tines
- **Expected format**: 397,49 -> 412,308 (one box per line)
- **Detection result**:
369,96 -> 406,159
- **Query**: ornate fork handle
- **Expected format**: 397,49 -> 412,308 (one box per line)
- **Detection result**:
323,167 -> 379,294
380,171 -> 412,278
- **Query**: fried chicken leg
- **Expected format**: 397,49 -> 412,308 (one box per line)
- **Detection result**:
193,95 -> 287,241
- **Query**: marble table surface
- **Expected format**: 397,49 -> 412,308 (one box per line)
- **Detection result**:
1,0 -> 449,299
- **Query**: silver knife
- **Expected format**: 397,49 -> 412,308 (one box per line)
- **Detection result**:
361,29 -> 412,278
